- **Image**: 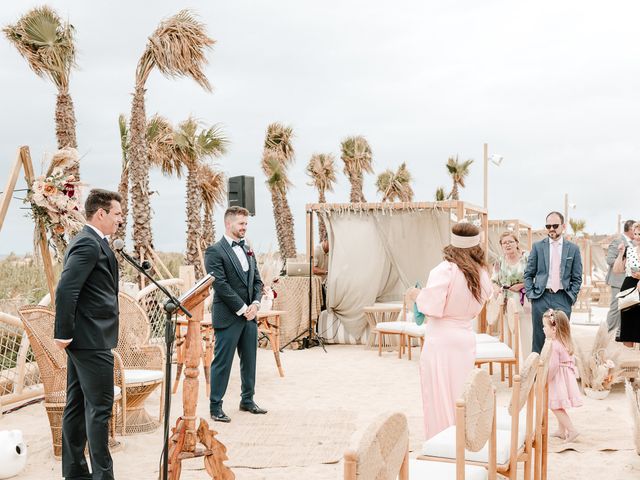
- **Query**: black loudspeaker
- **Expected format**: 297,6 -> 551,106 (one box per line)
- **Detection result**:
227,175 -> 255,215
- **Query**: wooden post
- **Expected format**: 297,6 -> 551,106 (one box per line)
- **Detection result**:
20,147 -> 57,305
0,149 -> 23,232
483,142 -> 489,211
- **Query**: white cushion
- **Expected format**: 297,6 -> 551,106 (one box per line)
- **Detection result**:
495,406 -> 527,433
475,342 -> 515,360
475,333 -> 499,344
408,458 -> 487,480
375,321 -> 406,333
124,369 -> 163,384
421,425 -> 523,465
404,323 -> 426,336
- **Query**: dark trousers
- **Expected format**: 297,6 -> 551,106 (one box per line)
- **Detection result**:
62,349 -> 114,480
531,290 -> 572,354
209,319 -> 257,412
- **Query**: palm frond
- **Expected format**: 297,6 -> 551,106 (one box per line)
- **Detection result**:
341,135 -> 373,174
435,186 -> 446,201
376,162 -> 413,201
264,122 -> 295,164
197,162 -> 226,212
147,114 -> 182,177
261,151 -> 291,195
136,9 -> 214,89
174,116 -> 228,167
3,6 -> 76,90
306,153 -> 337,192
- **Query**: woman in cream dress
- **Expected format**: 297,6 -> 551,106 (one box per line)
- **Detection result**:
409,223 -> 493,440
491,231 -> 533,361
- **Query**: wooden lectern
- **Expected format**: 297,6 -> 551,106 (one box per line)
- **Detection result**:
166,274 -> 234,479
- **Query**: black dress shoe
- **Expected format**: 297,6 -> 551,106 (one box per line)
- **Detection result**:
210,410 -> 231,423
239,403 -> 268,414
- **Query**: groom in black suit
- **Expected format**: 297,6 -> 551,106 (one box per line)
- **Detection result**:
54,189 -> 122,480
205,206 -> 266,422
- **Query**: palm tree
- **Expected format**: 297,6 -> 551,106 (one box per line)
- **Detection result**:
174,118 -> 228,278
341,136 -> 373,203
446,155 -> 473,200
376,162 -> 414,202
261,151 -> 296,260
4,6 -> 79,177
128,9 -> 214,259
262,123 -> 297,259
197,163 -> 226,250
306,153 -> 336,242
435,186 -> 446,201
112,114 -> 130,244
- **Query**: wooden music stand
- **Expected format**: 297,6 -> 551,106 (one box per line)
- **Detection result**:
166,274 -> 234,479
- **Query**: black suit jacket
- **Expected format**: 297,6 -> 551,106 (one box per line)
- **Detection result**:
54,225 -> 119,349
205,238 -> 263,329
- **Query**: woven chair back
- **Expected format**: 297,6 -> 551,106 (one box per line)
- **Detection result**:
18,306 -> 66,404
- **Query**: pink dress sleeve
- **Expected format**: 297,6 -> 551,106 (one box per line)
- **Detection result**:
480,270 -> 493,303
547,340 -> 561,382
416,261 -> 453,318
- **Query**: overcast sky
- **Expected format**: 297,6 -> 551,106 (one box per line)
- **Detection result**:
1,0 -> 639,256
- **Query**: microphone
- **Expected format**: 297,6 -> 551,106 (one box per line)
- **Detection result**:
112,240 -> 151,270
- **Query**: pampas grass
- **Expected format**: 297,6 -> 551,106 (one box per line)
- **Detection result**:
577,322 -> 622,391
625,379 -> 640,454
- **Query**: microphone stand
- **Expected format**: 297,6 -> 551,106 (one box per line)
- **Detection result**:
115,248 -> 191,480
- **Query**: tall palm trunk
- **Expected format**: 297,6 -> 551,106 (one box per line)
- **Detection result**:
202,207 -> 214,249
317,189 -> 328,242
347,171 -> 365,203
55,92 -> 78,144
129,85 -> 154,256
113,166 -> 129,244
185,166 -> 203,278
271,188 -> 296,260
450,181 -> 459,200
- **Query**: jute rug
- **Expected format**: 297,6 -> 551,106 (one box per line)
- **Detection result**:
211,409 -> 356,468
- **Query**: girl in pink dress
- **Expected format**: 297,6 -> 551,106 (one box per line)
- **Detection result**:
543,309 -> 582,442
409,223 -> 493,440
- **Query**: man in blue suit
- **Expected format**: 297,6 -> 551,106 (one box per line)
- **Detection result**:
205,206 -> 266,422
524,211 -> 583,353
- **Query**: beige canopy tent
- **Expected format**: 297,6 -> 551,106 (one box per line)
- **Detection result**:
305,201 -> 488,343
487,219 -> 533,265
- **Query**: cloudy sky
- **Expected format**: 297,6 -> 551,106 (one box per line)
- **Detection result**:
1,0 -> 639,255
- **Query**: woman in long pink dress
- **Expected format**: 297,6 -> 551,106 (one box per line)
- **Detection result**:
410,222 -> 493,440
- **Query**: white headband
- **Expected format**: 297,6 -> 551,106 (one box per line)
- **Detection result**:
451,233 -> 480,248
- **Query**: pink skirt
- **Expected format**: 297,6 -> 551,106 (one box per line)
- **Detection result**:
420,318 -> 475,440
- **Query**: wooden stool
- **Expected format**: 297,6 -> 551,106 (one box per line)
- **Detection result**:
256,310 -> 286,377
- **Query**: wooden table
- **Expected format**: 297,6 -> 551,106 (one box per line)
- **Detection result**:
256,310 -> 286,377
363,304 -> 403,349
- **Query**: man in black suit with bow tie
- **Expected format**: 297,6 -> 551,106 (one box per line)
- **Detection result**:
205,206 -> 266,422
54,189 -> 122,480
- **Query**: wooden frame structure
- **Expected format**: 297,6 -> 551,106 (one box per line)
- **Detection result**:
305,201 -> 490,332
0,146 -> 57,303
488,219 -> 533,251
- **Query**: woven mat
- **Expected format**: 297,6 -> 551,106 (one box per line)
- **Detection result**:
212,409 -> 355,468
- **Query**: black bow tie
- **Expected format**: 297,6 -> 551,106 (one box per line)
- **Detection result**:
232,240 -> 245,248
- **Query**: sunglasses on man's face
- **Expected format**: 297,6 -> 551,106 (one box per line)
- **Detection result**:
545,224 -> 560,230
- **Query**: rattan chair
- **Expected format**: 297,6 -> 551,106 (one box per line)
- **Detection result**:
350,369 -> 497,479
476,299 -> 520,386
115,293 -> 165,435
17,306 -> 123,457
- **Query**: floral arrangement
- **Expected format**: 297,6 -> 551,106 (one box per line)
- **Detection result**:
577,322 -> 621,394
26,148 -> 85,260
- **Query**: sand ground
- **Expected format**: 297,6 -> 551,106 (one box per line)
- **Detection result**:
2,307 -> 640,479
